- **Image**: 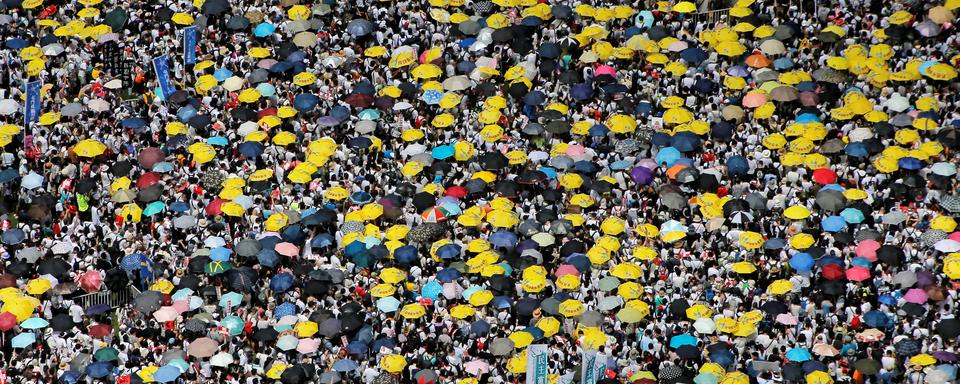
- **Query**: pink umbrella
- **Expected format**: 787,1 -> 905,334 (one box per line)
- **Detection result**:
172,299 -> 190,313
78,270 -> 103,293
464,360 -> 491,375
275,242 -> 300,257
443,282 -> 463,300
153,306 -> 179,322
555,264 -> 581,278
565,144 -> 586,158
949,232 -> 960,242
742,93 -> 767,108
594,65 -> 617,77
776,313 -> 798,325
297,338 -> 320,354
856,240 -> 881,261
903,288 -> 929,303
846,266 -> 871,281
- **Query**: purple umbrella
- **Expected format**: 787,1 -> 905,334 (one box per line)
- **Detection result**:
903,288 -> 928,304
915,270 -> 936,287
933,351 -> 957,362
631,166 -> 653,185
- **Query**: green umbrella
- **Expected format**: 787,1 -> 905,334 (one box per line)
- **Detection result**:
103,8 -> 129,31
221,315 -> 245,336
204,261 -> 234,275
94,347 -> 119,362
143,201 -> 166,216
598,276 -> 620,292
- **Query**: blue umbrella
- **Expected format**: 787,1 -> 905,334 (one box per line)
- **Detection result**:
589,124 -> 610,137
269,61 -> 294,73
238,141 -> 264,158
86,304 -> 111,316
436,243 -> 462,259
709,349 -> 735,367
334,359 -> 360,372
153,365 -> 182,383
120,253 -> 144,271
255,83 -> 276,97
213,68 -> 233,81
898,157 -> 923,170
349,191 -> 373,204
878,295 -> 897,306
537,43 -> 560,58
2,228 -> 25,245
655,147 -> 682,167
851,257 -> 872,268
121,118 -> 147,129
694,372 -> 719,384
712,121 -> 734,139
764,238 -> 786,249
422,89 -> 443,104
844,142 -> 869,158
394,245 -> 418,264
293,93 -> 319,111
489,231 -> 518,248
471,320 -> 491,335
346,19 -> 374,36
786,347 -> 812,362
0,168 -> 18,183
21,317 -> 49,329
773,57 -> 795,70
796,113 -> 820,123
421,281 -> 443,300
209,246 -> 232,262
840,208 -> 865,224
152,162 -> 175,172
680,47 -> 708,65
669,334 -> 698,348
727,65 -> 749,77
789,253 -> 815,272
437,268 -> 461,282
274,302 -> 298,318
4,38 -> 28,49
863,310 -> 891,328
571,84 -> 592,100
219,291 -> 244,308
432,145 -> 455,160
85,362 -> 113,379
376,297 -> 400,312
821,216 -> 847,232
11,332 -> 35,348
257,249 -> 279,267
253,22 -> 276,37
60,370 -> 82,384
269,273 -> 295,292
523,91 -> 546,105
726,156 -> 749,175
651,132 -> 672,147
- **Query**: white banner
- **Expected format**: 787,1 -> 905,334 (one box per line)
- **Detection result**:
526,344 -> 549,384
581,350 -> 606,384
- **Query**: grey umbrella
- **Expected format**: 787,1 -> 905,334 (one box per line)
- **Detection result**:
183,318 -> 209,333
939,196 -> 960,213
517,219 -> 542,236
675,168 -> 699,184
414,369 -> 439,384
61,102 -> 83,117
890,114 -> 914,127
598,296 -> 623,311
458,20 -> 482,35
236,239 -> 261,257
318,318 -> 342,337
346,19 -> 374,36
134,290 -> 163,313
770,86 -> 799,102
319,372 -> 342,384
161,349 -> 187,365
660,191 -> 687,210
340,221 -> 365,234
174,215 -> 198,229
855,229 -> 883,242
548,219 -> 574,235
921,229 -> 948,246
745,193 -> 768,211
70,353 -> 92,371
579,310 -> 603,327
812,67 -> 846,83
541,297 -> 561,315
815,189 -> 847,212
598,277 -> 620,291
17,247 -> 42,263
892,271 -> 918,288
882,211 -> 907,225
248,68 -> 270,84
820,139 -> 845,154
774,25 -> 794,40
489,338 -> 515,356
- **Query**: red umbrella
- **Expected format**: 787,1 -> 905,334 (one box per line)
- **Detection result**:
205,198 -> 228,215
745,52 -> 771,68
136,172 -> 162,189
258,107 -> 277,118
812,168 -> 838,185
445,186 -> 467,198
0,312 -> 16,331
88,323 -> 113,338
846,266 -> 871,281
343,93 -> 373,108
138,148 -> 165,169
822,264 -> 846,280
79,270 -> 104,293
0,273 -> 16,288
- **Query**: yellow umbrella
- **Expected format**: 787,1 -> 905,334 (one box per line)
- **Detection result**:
73,139 -> 107,157
931,216 -> 958,232
506,352 -> 528,374
380,355 -> 407,373
411,64 -> 443,79
38,111 -> 60,126
294,321 -> 319,338
555,274 -> 580,291
568,194 -> 595,208
24,278 -> 52,295
617,282 -> 643,299
171,12 -> 195,25
673,1 -> 696,13
399,303 -> 427,319
716,41 -> 746,57
913,117 -> 939,130
925,63 -> 958,80
806,371 -> 833,384
784,205 -> 811,220
450,305 -> 476,319
663,108 -> 694,124
712,317 -> 737,333
265,363 -> 288,379
486,13 -> 510,28
247,47 -> 271,58
790,233 -> 816,249
610,262 -> 642,280
720,372 -> 750,384
323,186 -> 349,201
389,52 -> 416,68
762,134 -> 787,149
264,212 -> 289,231
293,72 -> 317,87
767,279 -> 794,295
944,256 -> 960,279
468,290 -> 494,306
889,10 -> 913,25
606,114 -> 637,133
536,317 -> 560,337
724,76 -> 747,90
686,303 -> 713,320
194,75 -> 218,92
238,88 -> 261,103
895,129 -> 920,144
558,299 -> 585,317
738,231 -> 764,249
909,354 -> 937,366
486,209 -> 519,228
286,4 -> 310,20
730,262 -> 757,274
600,217 -> 626,235
661,96 -> 685,109
401,129 -> 425,142
272,131 -> 297,146
370,283 -> 397,298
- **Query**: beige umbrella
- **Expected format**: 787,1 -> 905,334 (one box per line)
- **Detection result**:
286,20 -> 311,33
293,31 -> 318,47
442,75 -> 473,91
223,76 -> 244,91
244,10 -> 264,23
280,0 -> 299,6
759,39 -> 786,55
104,79 -> 123,89
706,217 -> 726,232
929,6 -> 954,24
721,105 -> 745,122
579,51 -> 599,63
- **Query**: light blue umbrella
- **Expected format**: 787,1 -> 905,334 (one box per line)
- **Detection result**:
421,281 -> 443,300
221,315 -> 245,336
219,291 -> 244,308
153,365 -> 182,383
151,162 -> 175,172
253,22 -> 276,37
821,216 -> 847,232
669,334 -> 698,348
462,285 -> 482,300
655,147 -> 682,167
210,246 -> 233,262
11,332 -> 36,348
213,68 -> 233,81
422,89 -> 443,104
376,297 -> 400,312
256,83 -> 276,97
171,288 -> 193,301
166,359 -> 190,373
21,317 -> 49,329
785,347 -> 812,362
358,109 -> 380,121
334,359 -> 359,372
841,208 -> 865,224
144,201 -> 167,216
207,136 -> 229,146
432,145 -> 455,160
693,373 -> 719,384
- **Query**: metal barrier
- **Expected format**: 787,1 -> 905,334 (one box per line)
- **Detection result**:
692,7 -> 732,25
74,286 -> 139,310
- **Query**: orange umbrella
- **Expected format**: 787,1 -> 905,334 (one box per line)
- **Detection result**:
744,52 -> 771,68
666,164 -> 687,179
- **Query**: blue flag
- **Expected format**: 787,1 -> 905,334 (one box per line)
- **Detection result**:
24,80 -> 41,126
183,26 -> 197,65
138,253 -> 154,282
152,55 -> 176,98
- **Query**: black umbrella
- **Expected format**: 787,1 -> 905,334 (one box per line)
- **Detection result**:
38,258 -> 70,278
895,338 -> 921,355
479,152 -> 508,170
104,268 -> 130,292
280,365 -> 308,384
50,313 -> 74,332
201,0 -> 229,15
937,319 -> 960,339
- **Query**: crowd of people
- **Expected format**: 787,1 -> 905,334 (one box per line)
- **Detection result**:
0,0 -> 959,383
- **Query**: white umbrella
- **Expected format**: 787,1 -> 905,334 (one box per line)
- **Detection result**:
934,239 -> 960,252
51,241 -> 74,255
88,99 -> 110,112
885,94 -> 910,112
392,101 -> 413,110
104,79 -> 123,89
354,120 -> 376,134
0,99 -> 18,115
931,162 -> 957,176
848,127 -> 874,142
400,144 -> 427,158
222,76 -> 244,91
237,121 -> 259,136
210,352 -> 234,367
693,317 -> 716,334
21,172 -> 43,189
42,43 -> 64,56
442,75 -> 473,91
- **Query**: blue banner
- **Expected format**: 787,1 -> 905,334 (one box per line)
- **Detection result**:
183,26 -> 197,65
24,80 -> 41,127
526,344 -> 549,384
581,350 -> 606,384
152,55 -> 176,99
